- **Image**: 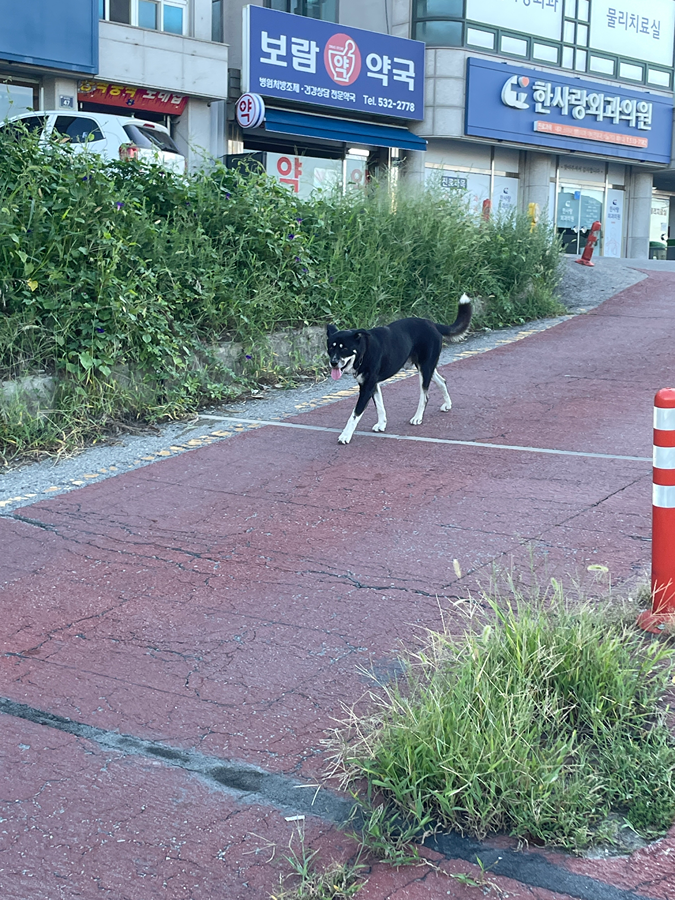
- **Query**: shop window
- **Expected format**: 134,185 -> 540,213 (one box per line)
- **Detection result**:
100,0 -> 186,34
0,82 -> 38,121
265,0 -> 337,22
414,0 -> 463,46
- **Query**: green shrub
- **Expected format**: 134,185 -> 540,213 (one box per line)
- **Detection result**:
0,128 -> 563,458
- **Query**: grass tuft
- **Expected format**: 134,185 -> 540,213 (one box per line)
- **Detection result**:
334,579 -> 675,852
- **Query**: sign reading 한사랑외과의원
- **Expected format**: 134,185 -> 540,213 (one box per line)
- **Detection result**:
465,57 -> 673,165
243,5 -> 425,121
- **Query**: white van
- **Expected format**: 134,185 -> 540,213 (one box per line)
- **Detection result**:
2,110 -> 187,174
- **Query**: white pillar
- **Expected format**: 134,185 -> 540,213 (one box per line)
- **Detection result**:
173,97 -> 212,172
626,169 -> 652,259
521,151 -> 552,221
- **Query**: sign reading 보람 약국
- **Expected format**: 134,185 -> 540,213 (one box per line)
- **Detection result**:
243,5 -> 425,121
589,0 -> 675,68
465,58 -> 673,164
466,0 -> 562,42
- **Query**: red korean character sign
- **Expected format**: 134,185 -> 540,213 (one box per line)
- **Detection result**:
236,93 -> 266,130
276,155 -> 303,192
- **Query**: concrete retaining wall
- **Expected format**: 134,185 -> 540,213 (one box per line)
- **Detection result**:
0,326 -> 328,415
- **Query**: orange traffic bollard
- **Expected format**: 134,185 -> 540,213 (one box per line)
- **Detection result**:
638,388 -> 675,633
575,220 -> 602,267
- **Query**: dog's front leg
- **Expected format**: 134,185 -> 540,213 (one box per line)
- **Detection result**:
338,384 -> 373,444
372,384 -> 387,432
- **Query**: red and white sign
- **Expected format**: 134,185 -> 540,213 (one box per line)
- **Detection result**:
236,93 -> 266,129
78,81 -> 187,115
324,34 -> 361,85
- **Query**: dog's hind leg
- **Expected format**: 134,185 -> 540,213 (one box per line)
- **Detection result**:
410,370 -> 430,426
372,384 -> 387,432
432,369 -> 452,411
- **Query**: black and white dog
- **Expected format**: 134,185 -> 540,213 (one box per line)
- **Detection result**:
326,295 -> 472,444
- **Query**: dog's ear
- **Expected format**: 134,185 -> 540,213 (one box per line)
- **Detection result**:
326,324 -> 338,338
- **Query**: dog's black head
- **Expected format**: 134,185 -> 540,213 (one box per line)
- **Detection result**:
326,324 -> 367,381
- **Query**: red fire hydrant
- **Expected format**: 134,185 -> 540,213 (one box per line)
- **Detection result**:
575,221 -> 601,267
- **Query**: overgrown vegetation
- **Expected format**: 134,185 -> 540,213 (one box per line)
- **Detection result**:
0,126 -> 562,461
334,581 -> 675,854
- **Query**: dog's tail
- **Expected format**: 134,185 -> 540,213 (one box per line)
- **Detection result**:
434,293 -> 472,343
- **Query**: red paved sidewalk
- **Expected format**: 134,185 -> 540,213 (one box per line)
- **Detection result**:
1,272 -> 674,899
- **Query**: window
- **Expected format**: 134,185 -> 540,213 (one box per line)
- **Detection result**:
53,117 -> 105,144
413,0 -> 463,46
0,82 -> 38,121
562,1 -> 588,72
4,115 -> 46,134
123,123 -> 180,153
212,0 -> 223,41
100,0 -> 186,34
265,0 -> 337,22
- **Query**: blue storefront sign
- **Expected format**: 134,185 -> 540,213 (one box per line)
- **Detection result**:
0,0 -> 98,75
243,5 -> 425,121
465,57 -> 673,165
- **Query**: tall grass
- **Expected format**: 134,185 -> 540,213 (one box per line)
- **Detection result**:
336,583 -> 675,852
0,127 -> 563,459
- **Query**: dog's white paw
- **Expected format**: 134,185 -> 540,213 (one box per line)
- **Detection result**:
410,415 -> 423,426
337,434 -> 352,444
440,401 -> 452,412
372,422 -> 387,433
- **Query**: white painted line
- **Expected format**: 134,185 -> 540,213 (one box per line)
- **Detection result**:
197,415 -> 651,463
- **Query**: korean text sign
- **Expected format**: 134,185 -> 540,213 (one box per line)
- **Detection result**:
465,57 -> 673,164
466,0 -> 562,42
78,81 -> 188,115
243,5 -> 424,121
590,0 -> 674,68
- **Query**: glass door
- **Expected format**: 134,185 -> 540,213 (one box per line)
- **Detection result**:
557,184 -> 604,255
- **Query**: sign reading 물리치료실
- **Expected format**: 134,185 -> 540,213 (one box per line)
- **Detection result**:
242,5 -> 425,121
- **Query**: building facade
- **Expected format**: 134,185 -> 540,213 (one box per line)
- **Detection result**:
2,1 -> 675,257
399,0 -> 675,259
0,0 -> 229,169
224,1 -> 675,258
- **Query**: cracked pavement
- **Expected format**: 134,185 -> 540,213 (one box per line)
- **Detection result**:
2,262 -> 675,899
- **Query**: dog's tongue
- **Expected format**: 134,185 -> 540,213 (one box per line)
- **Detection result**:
331,367 -> 342,381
